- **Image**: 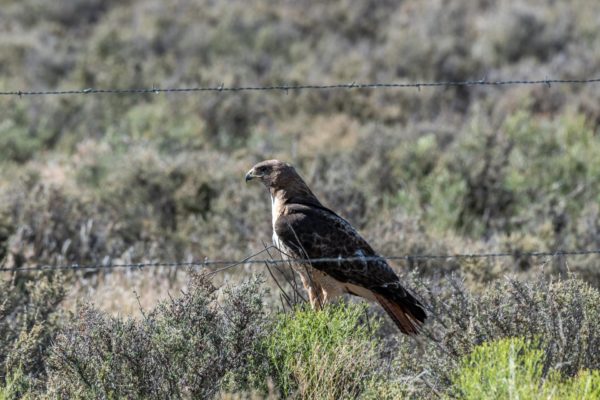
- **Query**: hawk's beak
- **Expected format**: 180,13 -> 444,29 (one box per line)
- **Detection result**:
245,169 -> 256,183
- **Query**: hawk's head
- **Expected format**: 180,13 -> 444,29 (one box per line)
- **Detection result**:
245,159 -> 297,190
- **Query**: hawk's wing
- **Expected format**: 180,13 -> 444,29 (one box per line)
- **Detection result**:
274,203 -> 398,288
274,202 -> 427,334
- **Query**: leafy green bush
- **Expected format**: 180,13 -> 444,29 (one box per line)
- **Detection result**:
0,121 -> 42,164
453,337 -> 600,399
45,274 -> 267,399
0,368 -> 31,400
259,303 -> 405,400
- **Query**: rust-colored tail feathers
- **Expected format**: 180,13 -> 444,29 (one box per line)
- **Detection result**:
373,283 -> 427,335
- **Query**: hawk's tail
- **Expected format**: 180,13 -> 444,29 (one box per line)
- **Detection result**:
373,283 -> 427,335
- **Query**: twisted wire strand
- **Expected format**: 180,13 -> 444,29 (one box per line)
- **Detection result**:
1,78 -> 599,97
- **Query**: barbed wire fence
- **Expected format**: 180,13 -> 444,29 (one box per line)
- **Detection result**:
1,248 -> 599,273
1,77 -> 599,97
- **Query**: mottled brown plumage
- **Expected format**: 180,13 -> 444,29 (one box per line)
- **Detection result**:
245,160 -> 427,334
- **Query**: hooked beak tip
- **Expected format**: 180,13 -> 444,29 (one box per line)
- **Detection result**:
245,171 -> 254,183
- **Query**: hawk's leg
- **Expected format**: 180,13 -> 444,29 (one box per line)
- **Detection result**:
312,288 -> 326,310
297,268 -> 325,310
306,281 -> 325,310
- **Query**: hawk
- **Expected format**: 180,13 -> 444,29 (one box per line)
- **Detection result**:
246,159 -> 427,335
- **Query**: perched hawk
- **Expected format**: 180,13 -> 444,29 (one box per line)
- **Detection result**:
246,160 -> 427,335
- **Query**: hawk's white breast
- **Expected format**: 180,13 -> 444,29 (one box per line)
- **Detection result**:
271,195 -> 283,251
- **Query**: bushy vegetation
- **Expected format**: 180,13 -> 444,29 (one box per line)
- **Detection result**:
44,273 -> 266,399
452,337 -> 600,399
0,273 -> 64,398
259,304 -> 396,399
0,0 -> 599,398
388,273 -> 600,397
3,271 -> 598,398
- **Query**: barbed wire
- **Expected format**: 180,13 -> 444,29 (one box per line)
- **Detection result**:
1,248 -> 598,273
1,77 -> 599,97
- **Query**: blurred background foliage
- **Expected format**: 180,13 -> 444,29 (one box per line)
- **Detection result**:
0,0 -> 599,398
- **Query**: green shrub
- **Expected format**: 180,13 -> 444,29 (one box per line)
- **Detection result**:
0,368 -> 31,400
259,303 -> 404,400
454,337 -> 545,399
0,121 -> 42,164
453,337 -> 600,399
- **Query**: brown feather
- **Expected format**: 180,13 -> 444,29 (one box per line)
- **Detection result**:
374,294 -> 423,335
